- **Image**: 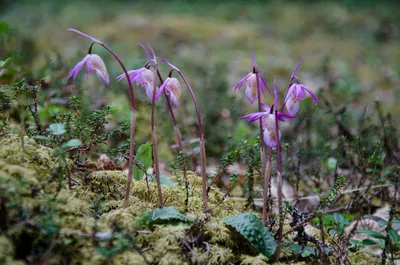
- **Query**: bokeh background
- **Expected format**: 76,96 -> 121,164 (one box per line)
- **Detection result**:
1,0 -> 399,162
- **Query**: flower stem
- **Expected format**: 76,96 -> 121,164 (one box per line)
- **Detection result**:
155,69 -> 183,152
273,109 -> 283,260
177,71 -> 208,210
99,44 -> 136,207
255,71 -> 268,221
151,66 -> 163,207
262,148 -> 272,226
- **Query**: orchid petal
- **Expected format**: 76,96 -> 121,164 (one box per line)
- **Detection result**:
264,129 -> 281,148
67,54 -> 90,81
144,39 -> 157,62
245,86 -> 257,104
234,72 -> 252,91
116,70 -> 139,82
284,84 -> 295,104
86,54 -> 109,85
145,83 -> 156,101
138,43 -> 151,61
169,92 -> 179,107
261,103 -> 271,112
277,112 -> 296,122
241,112 -> 265,123
259,74 -> 271,95
155,77 -> 170,101
278,113 -> 296,120
68,28 -> 103,44
273,77 -> 279,110
302,85 -> 319,104
291,53 -> 306,78
158,57 -> 180,72
286,97 -> 300,116
295,84 -> 306,100
248,42 -> 258,69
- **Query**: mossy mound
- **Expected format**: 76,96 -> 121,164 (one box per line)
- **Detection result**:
0,136 -> 257,264
0,135 -> 384,264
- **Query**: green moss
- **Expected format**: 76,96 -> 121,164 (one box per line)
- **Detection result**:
0,135 -> 387,264
241,253 -> 268,265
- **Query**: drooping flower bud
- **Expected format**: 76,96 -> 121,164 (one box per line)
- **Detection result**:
67,54 -> 109,85
155,77 -> 182,107
117,67 -> 158,101
284,83 -> 319,116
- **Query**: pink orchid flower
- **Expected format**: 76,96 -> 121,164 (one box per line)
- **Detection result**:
234,72 -> 270,104
241,103 -> 294,147
284,83 -> 319,116
66,54 -> 109,85
117,67 -> 157,101
155,77 -> 182,107
234,45 -> 270,104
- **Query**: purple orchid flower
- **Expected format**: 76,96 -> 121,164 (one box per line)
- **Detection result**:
234,72 -> 270,104
155,77 -> 182,107
283,54 -> 319,115
234,44 -> 271,104
284,83 -> 319,116
241,103 -> 294,147
67,53 -> 109,85
117,67 -> 157,101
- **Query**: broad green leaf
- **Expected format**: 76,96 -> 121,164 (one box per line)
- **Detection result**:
63,139 -> 82,149
48,123 -> 66,135
361,239 -> 377,246
357,229 -> 386,240
34,135 -> 56,143
132,142 -> 152,181
224,213 -> 276,257
388,229 -> 400,243
148,206 -> 191,225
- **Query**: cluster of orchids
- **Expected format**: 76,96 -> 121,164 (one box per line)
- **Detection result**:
66,28 -> 208,209
234,47 -> 318,257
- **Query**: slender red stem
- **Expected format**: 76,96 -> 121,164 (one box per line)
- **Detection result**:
262,148 -> 272,225
100,44 -> 136,207
255,70 -> 269,223
274,109 -> 283,260
155,69 -> 183,151
178,71 -> 208,210
150,66 -> 163,207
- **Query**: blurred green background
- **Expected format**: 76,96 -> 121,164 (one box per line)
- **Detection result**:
1,0 -> 399,161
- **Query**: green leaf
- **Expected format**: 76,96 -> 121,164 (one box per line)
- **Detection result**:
132,142 -> 152,181
63,139 -> 82,149
301,248 -> 314,257
47,123 -> 66,135
388,229 -> 400,243
378,219 -> 388,227
361,239 -> 377,246
0,22 -> 8,34
148,206 -> 190,225
34,135 -> 56,143
357,229 -> 386,240
327,157 -> 337,171
224,213 -> 276,257
0,58 -> 11,68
